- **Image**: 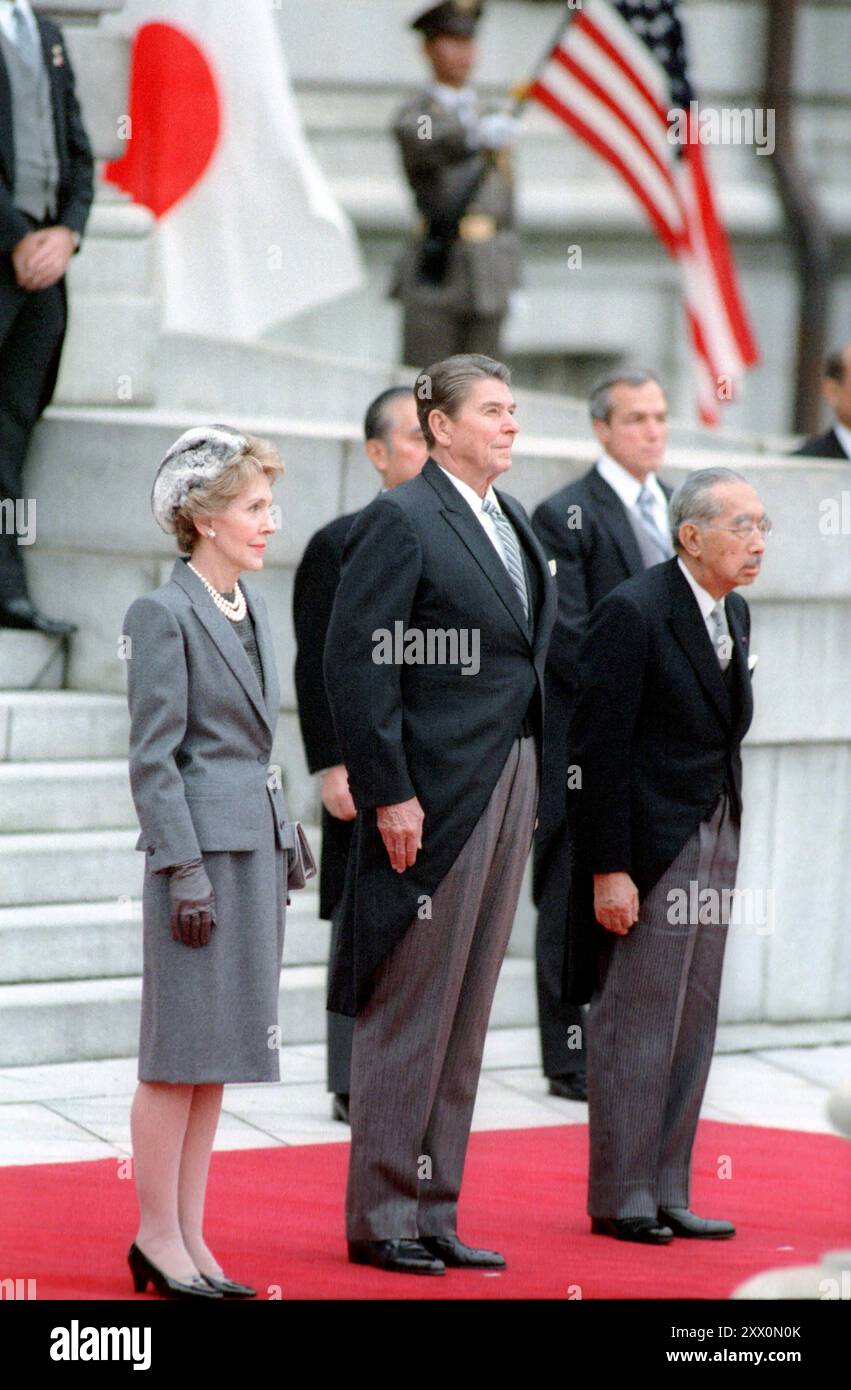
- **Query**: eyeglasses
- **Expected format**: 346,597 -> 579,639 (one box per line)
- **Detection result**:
702,520 -> 772,540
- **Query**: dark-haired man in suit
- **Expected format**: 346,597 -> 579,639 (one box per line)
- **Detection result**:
568,467 -> 767,1244
293,387 -> 426,1122
792,344 -> 851,460
531,369 -> 673,1103
324,353 -> 556,1275
0,0 -> 93,630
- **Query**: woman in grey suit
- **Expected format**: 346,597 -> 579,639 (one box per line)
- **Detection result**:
123,426 -> 289,1299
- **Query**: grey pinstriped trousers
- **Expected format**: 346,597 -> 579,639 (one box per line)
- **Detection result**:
345,736 -> 538,1242
587,794 -> 740,1220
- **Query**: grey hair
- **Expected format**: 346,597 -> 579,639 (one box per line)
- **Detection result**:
588,368 -> 664,423
668,467 -> 748,552
415,354 -> 511,449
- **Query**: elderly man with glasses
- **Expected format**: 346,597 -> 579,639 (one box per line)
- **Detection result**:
566,467 -> 769,1245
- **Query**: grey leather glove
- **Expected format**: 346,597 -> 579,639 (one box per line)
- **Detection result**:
167,859 -> 216,948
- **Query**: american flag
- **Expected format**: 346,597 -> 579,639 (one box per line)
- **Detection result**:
528,0 -> 759,425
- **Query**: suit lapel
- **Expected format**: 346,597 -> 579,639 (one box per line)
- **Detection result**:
724,596 -> 753,736
37,18 -> 65,161
496,487 -> 552,650
0,42 -> 13,186
666,560 -> 732,727
171,560 -> 273,735
587,469 -> 646,574
244,582 -> 280,723
424,460 -> 532,643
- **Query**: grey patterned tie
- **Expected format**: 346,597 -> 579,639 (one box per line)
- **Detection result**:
481,497 -> 530,622
12,4 -> 41,69
708,601 -> 732,671
636,486 -> 673,560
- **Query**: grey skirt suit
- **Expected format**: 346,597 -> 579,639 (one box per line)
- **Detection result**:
123,558 -> 290,1084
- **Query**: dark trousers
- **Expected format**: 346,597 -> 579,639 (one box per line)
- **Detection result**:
587,795 -> 739,1219
402,303 -> 503,370
0,251 -> 65,600
327,906 -> 354,1095
534,820 -> 587,1077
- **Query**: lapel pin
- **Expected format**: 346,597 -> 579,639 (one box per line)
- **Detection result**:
52,44 -> 65,67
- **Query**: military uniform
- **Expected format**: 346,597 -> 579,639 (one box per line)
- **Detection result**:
392,2 -> 521,367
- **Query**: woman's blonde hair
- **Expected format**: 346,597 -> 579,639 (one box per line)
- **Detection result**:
174,435 -> 284,554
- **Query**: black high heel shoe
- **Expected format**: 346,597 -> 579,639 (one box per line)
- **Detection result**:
127,1243 -> 223,1299
201,1273 -> 257,1298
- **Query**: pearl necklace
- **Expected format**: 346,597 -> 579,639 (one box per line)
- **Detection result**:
187,562 -> 247,622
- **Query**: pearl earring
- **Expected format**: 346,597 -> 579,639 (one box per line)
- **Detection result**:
208,528 -> 216,537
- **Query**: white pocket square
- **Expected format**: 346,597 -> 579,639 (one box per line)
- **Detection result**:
748,654 -> 759,672
548,558 -> 557,576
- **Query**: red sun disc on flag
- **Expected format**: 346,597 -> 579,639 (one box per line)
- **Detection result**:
105,22 -> 222,219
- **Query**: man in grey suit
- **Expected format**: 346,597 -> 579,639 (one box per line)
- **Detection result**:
568,468 -> 768,1244
392,1 -> 521,367
324,353 -> 556,1275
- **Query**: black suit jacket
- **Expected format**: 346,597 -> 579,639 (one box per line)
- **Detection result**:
1,16 -> 94,402
565,557 -> 754,1002
791,427 -> 849,460
531,466 -> 672,851
293,511 -> 358,921
323,457 -> 557,1015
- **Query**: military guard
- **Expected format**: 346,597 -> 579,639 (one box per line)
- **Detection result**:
392,1 -> 522,366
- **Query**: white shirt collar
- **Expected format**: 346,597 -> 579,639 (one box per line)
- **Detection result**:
430,82 -> 476,111
833,421 -> 851,459
596,453 -> 667,511
0,1 -> 36,44
677,556 -> 724,623
437,464 -> 497,514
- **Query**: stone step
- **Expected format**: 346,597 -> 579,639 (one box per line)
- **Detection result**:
0,630 -> 65,692
0,692 -> 129,761
0,829 -> 139,908
0,760 -> 135,834
0,893 -> 329,986
0,954 -> 533,1068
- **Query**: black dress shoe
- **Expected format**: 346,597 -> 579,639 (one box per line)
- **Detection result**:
332,1093 -> 350,1123
548,1071 -> 588,1102
201,1272 -> 257,1297
127,1243 -> 222,1298
591,1217 -> 674,1245
658,1206 -> 735,1239
0,596 -> 77,635
347,1238 -> 445,1275
420,1235 -> 506,1269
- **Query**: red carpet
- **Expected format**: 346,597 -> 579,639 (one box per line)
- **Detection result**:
2,1121 -> 849,1300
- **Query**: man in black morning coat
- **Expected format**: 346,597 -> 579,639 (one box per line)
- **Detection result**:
0,0 -> 93,630
791,343 -> 851,460
530,369 -> 673,1102
324,353 -> 556,1275
566,467 -> 766,1245
293,386 -> 426,1122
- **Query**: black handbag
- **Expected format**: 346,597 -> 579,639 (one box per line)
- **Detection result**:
286,821 -> 318,891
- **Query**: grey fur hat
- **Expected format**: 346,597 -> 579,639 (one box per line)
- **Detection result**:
151,425 -> 249,534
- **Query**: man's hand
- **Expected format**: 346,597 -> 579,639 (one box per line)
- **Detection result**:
593,871 -> 640,936
12,226 -> 76,292
377,796 -> 424,874
321,764 -> 356,822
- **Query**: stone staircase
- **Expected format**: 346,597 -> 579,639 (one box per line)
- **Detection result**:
0,687 -> 535,1069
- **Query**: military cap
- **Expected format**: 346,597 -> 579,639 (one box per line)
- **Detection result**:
410,1 -> 484,40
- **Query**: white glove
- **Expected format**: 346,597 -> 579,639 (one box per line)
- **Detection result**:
476,112 -> 522,151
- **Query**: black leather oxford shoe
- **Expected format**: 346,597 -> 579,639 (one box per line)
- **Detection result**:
548,1072 -> 588,1102
591,1217 -> 674,1244
658,1207 -> 735,1239
0,596 -> 77,635
347,1238 -> 445,1275
419,1235 -> 506,1269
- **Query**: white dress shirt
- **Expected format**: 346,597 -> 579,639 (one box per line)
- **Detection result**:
596,453 -> 670,541
833,421 -> 851,459
0,1 -> 37,46
437,465 -> 510,564
677,557 -> 731,651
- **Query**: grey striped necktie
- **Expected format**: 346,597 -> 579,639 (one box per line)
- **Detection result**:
709,601 -> 731,671
636,485 -> 673,560
481,497 -> 530,621
12,4 -> 41,69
